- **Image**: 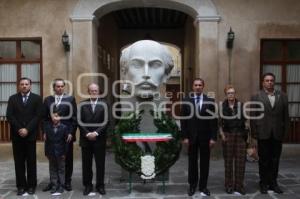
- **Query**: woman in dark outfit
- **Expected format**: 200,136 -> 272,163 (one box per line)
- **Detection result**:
220,85 -> 247,195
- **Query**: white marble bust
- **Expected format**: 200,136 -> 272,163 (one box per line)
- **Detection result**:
120,40 -> 174,98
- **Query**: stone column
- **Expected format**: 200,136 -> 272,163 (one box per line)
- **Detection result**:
194,16 -> 220,99
71,16 -> 99,99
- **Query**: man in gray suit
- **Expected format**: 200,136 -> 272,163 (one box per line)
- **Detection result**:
250,73 -> 289,194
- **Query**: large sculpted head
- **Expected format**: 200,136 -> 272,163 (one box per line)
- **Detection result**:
120,40 -> 174,98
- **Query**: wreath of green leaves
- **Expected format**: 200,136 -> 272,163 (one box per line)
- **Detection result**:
112,110 -> 182,176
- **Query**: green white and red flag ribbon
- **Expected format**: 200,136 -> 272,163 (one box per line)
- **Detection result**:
122,133 -> 172,142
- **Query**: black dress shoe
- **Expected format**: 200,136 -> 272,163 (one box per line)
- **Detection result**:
57,186 -> 64,194
27,187 -> 35,194
235,187 -> 246,195
17,188 -> 25,196
260,184 -> 268,194
225,187 -> 233,194
270,185 -> 283,194
188,186 -> 196,196
50,186 -> 58,194
83,186 -> 93,196
42,183 -> 52,192
199,188 -> 211,196
64,183 -> 72,191
96,187 -> 106,195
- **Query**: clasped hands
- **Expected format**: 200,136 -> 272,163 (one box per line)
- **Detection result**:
86,131 -> 98,141
18,128 -> 28,137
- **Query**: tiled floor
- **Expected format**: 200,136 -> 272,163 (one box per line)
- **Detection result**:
0,148 -> 300,199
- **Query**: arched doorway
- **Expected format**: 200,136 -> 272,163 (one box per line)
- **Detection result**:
70,0 -> 221,100
96,7 -> 194,109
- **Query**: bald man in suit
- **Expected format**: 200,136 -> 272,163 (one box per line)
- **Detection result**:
78,83 -> 109,196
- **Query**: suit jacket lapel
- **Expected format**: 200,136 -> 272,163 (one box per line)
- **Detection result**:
190,94 -> 205,114
200,95 -> 208,114
55,93 -> 65,107
25,93 -> 31,106
18,92 -> 29,107
59,94 -> 65,107
85,99 -> 98,115
94,103 -> 100,114
91,99 -> 101,114
83,99 -> 93,114
273,90 -> 281,110
90,105 -> 94,114
49,96 -> 55,103
49,95 -> 56,108
189,95 -> 197,110
18,93 -> 24,106
260,90 -> 272,110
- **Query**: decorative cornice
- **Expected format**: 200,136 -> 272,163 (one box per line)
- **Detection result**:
70,15 -> 95,22
195,15 -> 221,23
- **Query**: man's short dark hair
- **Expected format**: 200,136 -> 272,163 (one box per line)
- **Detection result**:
52,78 -> 66,89
262,73 -> 276,81
52,108 -> 59,115
193,78 -> 205,86
19,77 -> 32,84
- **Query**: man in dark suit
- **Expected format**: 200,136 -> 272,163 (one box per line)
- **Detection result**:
180,78 -> 218,196
42,78 -> 77,191
78,83 -> 109,196
6,77 -> 42,195
250,73 -> 289,194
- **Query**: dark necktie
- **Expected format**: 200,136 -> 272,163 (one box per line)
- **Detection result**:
196,96 -> 202,112
196,96 -> 200,104
23,95 -> 28,105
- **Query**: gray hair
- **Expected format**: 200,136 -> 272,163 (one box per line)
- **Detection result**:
87,83 -> 100,91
